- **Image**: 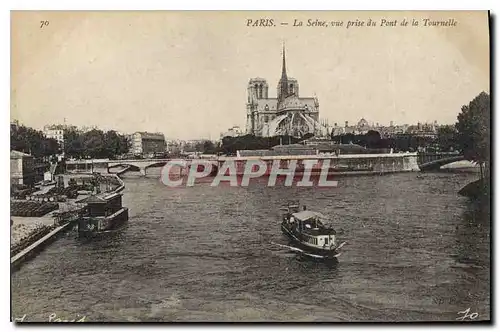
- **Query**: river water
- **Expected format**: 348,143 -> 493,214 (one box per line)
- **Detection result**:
11,169 -> 490,322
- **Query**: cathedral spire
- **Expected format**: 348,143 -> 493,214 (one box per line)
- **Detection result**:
279,42 -> 289,104
281,42 -> 287,80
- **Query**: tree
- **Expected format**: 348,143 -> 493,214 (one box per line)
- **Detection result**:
41,137 -> 60,156
436,125 -> 457,152
64,128 -> 84,158
104,130 -> 129,158
11,124 -> 61,157
202,140 -> 216,154
455,91 -> 490,179
64,128 -> 130,159
365,130 -> 382,148
82,129 -> 108,159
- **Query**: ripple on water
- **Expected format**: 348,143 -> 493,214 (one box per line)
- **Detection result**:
11,172 -> 490,322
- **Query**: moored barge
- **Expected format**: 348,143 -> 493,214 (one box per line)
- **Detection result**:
77,192 -> 128,236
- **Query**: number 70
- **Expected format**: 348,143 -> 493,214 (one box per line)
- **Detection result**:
456,308 -> 478,320
40,21 -> 49,29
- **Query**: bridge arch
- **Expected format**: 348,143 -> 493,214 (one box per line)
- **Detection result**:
108,163 -> 140,171
144,161 -> 168,169
418,154 -> 466,171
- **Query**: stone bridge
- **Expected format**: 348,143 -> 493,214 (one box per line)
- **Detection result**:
66,158 -> 220,176
109,159 -> 222,176
108,159 -> 170,176
65,153 -> 467,177
417,152 -> 466,171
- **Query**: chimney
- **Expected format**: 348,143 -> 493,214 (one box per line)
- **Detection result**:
345,121 -> 348,128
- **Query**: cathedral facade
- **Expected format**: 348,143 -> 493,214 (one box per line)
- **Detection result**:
245,46 -> 327,138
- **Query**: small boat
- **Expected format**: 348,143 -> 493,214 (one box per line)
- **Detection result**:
279,201 -> 345,259
76,192 -> 129,237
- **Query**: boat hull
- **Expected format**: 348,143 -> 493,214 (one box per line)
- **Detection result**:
78,208 -> 129,237
280,223 -> 340,259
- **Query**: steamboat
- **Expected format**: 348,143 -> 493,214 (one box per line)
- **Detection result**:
76,192 -> 128,237
278,201 -> 346,259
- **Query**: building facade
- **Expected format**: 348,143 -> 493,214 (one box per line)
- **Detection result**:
246,45 -> 327,138
131,132 -> 166,156
43,125 -> 65,146
10,150 -> 35,186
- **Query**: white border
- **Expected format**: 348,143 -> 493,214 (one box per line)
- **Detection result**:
4,0 -> 500,10
3,1 -> 498,331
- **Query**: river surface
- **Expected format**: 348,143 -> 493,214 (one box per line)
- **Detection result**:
11,170 -> 490,322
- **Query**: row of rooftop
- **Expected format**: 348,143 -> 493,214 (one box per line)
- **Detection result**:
12,117 -> 447,160
222,119 -> 443,138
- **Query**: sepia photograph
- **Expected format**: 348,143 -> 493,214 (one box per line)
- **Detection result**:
9,9 -> 491,323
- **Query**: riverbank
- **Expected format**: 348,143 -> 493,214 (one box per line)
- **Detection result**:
10,173 -> 126,270
11,216 -> 56,256
11,222 -> 75,270
458,177 -> 490,200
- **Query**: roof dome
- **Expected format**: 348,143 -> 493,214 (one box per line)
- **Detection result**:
358,118 -> 369,127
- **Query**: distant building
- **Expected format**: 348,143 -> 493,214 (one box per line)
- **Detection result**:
43,124 -> 75,156
43,125 -> 65,146
406,122 -> 438,137
131,132 -> 166,156
10,150 -> 35,186
356,118 -> 371,134
80,125 -> 98,133
11,119 -> 19,129
220,126 -> 244,138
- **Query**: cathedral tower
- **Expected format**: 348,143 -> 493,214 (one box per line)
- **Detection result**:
246,78 -> 269,134
248,78 -> 269,100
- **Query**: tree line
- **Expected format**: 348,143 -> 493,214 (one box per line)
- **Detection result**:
64,129 -> 130,159
10,124 -> 130,159
214,134 -> 314,155
11,124 -> 60,158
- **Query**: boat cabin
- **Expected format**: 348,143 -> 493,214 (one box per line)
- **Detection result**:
78,192 -> 124,217
289,210 -> 337,248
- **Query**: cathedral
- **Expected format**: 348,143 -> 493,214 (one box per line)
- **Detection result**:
245,45 -> 327,137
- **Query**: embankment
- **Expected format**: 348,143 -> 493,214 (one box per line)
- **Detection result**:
212,153 -> 420,176
459,177 -> 490,200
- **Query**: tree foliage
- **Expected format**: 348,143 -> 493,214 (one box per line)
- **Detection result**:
202,140 -> 217,154
64,129 -> 130,159
220,134 -> 310,155
455,92 -> 490,164
10,124 -> 60,157
436,125 -> 458,152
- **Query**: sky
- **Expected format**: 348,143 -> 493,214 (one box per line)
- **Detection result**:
11,11 -> 490,140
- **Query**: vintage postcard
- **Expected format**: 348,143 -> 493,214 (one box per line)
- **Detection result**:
10,10 -> 490,323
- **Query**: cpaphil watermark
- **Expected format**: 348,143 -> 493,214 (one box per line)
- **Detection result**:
160,159 -> 339,188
